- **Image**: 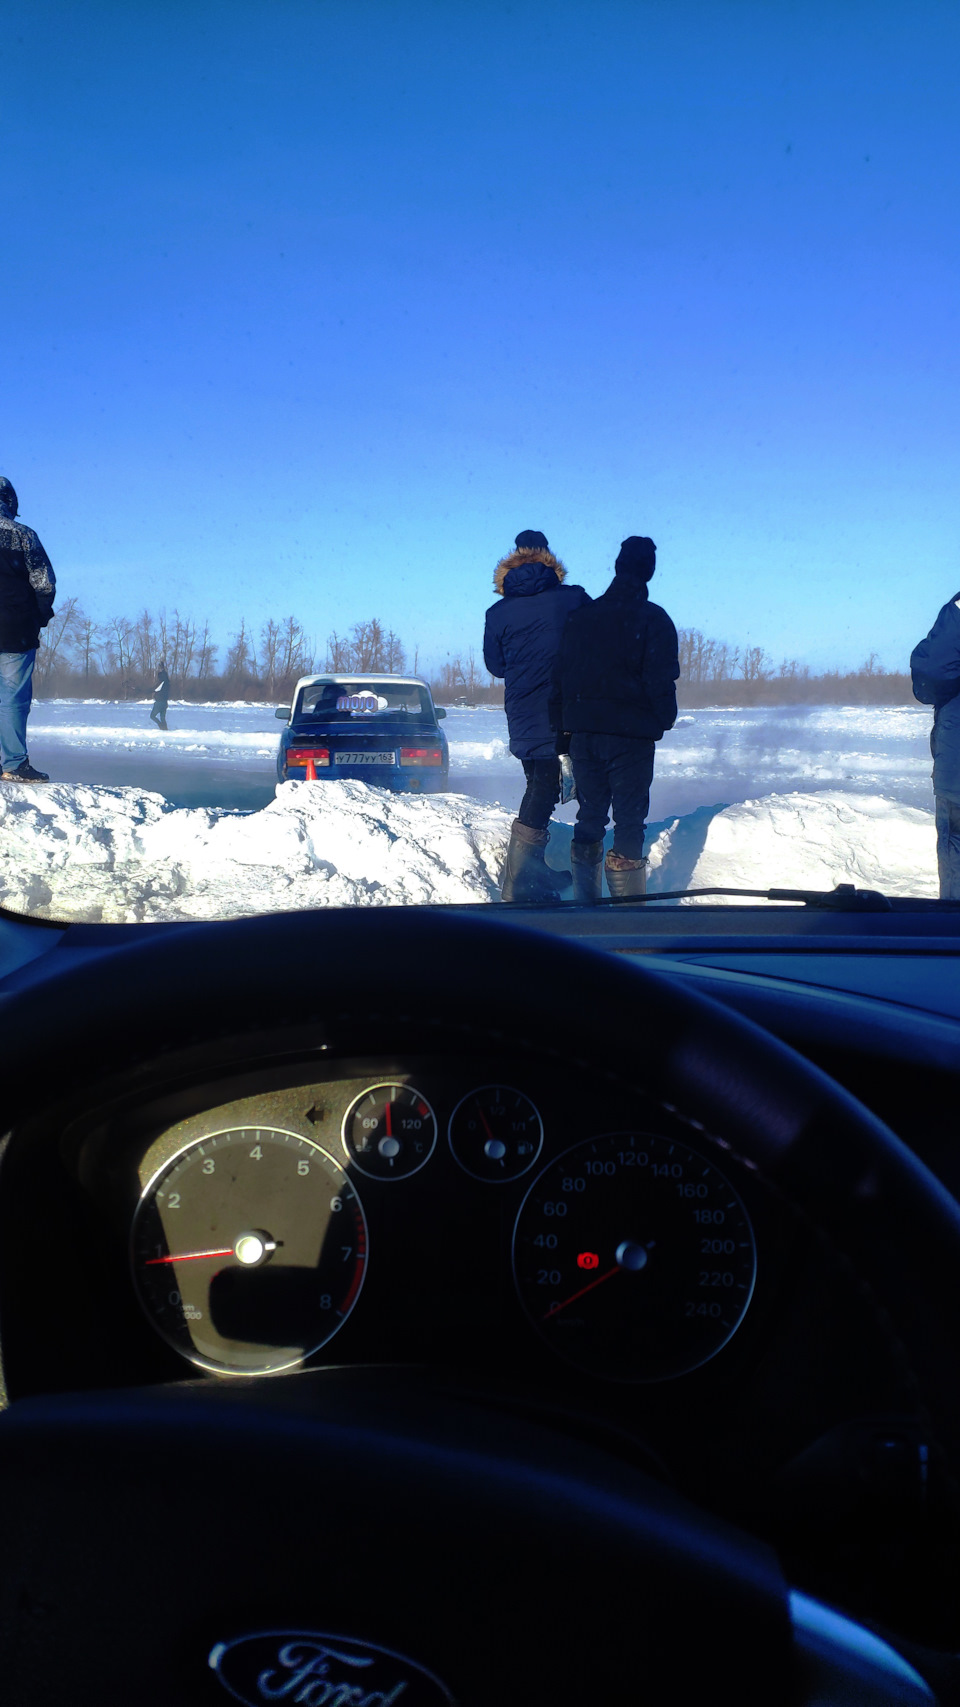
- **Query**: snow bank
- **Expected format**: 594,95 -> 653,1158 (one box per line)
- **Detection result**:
0,782 -> 938,924
0,781 -> 513,923
647,791 -> 937,900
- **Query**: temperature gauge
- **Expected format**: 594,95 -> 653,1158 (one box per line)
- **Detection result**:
448,1085 -> 543,1182
342,1083 -> 437,1179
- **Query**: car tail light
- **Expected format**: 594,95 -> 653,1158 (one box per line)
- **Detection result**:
286,747 -> 330,767
400,747 -> 443,766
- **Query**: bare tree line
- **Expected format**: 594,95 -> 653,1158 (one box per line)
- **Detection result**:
34,604 -> 314,700
33,604 -> 914,706
676,628 -> 914,706
33,605 -> 512,705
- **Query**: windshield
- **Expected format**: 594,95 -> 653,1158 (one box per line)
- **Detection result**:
1,3 -> 957,923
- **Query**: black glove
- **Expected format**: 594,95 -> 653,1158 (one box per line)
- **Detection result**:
555,731 -> 571,756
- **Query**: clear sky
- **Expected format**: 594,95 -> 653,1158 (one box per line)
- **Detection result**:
4,0 -> 959,674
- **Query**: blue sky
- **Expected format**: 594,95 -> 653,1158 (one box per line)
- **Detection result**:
4,0 -> 959,674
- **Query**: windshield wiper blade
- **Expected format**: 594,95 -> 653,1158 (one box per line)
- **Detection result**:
611,882 -> 894,911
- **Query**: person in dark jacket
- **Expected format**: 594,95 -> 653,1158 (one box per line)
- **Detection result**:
483,529 -> 590,900
553,535 -> 679,902
0,476 -> 55,783
911,593 -> 960,898
150,662 -> 170,731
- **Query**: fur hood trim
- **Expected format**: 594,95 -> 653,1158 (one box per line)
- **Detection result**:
493,547 -> 567,595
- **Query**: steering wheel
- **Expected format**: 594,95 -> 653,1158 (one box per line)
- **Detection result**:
0,908 -> 954,1706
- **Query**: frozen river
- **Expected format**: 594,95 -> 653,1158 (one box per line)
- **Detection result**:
27,698 -> 937,820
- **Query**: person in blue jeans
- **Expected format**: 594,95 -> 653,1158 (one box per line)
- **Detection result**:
911,593 -> 960,899
553,535 -> 679,902
0,476 -> 56,784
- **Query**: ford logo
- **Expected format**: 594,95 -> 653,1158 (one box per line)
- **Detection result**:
208,1631 -> 457,1706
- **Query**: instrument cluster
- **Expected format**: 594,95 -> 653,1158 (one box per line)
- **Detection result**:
112,1060 -> 762,1386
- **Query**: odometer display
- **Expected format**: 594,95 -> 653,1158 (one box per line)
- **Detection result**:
132,1127 -> 367,1375
512,1132 -> 757,1382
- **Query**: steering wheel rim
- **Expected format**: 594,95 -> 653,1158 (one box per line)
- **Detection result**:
0,907 -> 957,1704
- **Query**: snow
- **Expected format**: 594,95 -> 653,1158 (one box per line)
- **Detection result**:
0,780 -> 514,922
0,699 -> 939,921
0,778 -> 938,923
645,792 -> 938,902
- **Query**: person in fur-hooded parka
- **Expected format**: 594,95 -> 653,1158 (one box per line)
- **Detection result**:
483,530 -> 590,766
483,529 -> 590,901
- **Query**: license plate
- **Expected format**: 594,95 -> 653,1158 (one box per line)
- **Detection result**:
334,751 -> 396,765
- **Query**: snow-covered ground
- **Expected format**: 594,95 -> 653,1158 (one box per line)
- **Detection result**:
26,699 -> 938,818
0,780 -> 937,923
0,781 -> 514,921
0,700 -> 937,921
646,792 -> 937,903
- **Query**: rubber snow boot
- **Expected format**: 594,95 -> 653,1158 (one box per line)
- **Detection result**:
605,854 -> 648,900
500,820 -> 568,901
570,840 -> 603,904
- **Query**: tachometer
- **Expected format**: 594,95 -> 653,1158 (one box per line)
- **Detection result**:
512,1132 -> 756,1381
131,1126 -> 367,1375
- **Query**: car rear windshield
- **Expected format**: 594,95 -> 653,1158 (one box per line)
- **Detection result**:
296,683 -> 436,722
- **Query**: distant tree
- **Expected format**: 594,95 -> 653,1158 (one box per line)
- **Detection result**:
35,596 -> 84,685
258,617 -> 282,695
278,615 -> 311,682
349,618 -> 384,670
196,619 -> 217,681
324,618 -> 408,675
739,645 -> 769,682
76,615 -> 100,680
170,610 -> 197,687
225,619 -> 254,685
131,608 -> 156,674
384,630 -> 405,673
325,629 -> 351,670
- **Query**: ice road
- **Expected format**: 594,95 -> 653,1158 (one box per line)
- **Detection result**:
26,700 -> 939,819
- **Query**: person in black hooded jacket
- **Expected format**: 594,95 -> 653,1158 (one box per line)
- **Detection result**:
553,535 -> 679,902
483,529 -> 590,900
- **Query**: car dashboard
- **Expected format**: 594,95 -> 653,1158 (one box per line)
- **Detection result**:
1,903 -> 958,1655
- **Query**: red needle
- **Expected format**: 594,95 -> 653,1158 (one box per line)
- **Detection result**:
476,1101 -> 495,1143
384,1096 -> 393,1138
144,1247 -> 233,1266
543,1264 -> 622,1319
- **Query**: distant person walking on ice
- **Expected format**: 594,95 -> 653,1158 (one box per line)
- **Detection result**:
553,536 -> 679,902
0,475 -> 55,783
911,593 -> 960,898
150,662 -> 170,731
483,529 -> 590,900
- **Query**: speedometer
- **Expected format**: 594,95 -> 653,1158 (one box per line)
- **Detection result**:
131,1126 -> 367,1375
512,1132 -> 757,1382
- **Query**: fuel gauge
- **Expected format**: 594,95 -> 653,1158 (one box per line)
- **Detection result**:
448,1085 -> 543,1182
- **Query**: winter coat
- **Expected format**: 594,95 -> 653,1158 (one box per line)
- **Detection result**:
0,497 -> 56,653
483,549 -> 591,759
552,574 -> 679,740
152,669 -> 170,704
911,594 -> 960,800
